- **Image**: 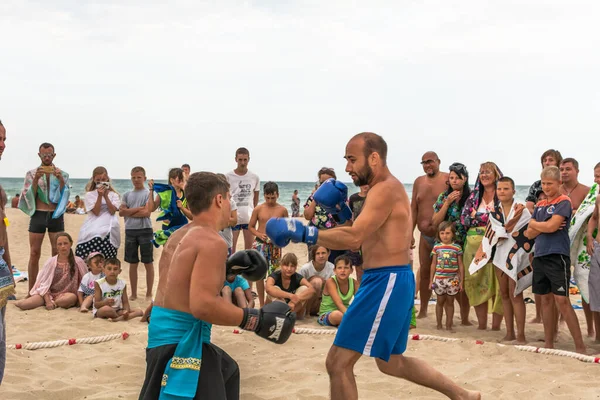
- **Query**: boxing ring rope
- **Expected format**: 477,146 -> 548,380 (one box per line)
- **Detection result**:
9,332 -> 132,351
288,328 -> 599,364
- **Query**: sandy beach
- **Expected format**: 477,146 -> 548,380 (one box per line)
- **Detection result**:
2,207 -> 600,399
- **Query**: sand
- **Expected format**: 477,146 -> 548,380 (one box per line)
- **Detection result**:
2,207 -> 600,399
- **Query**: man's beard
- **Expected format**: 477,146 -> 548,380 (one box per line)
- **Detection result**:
355,165 -> 373,186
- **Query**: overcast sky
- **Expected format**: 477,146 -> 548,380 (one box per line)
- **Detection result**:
1,1 -> 599,184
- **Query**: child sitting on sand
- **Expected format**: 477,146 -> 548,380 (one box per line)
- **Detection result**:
78,252 -> 105,312
221,273 -> 254,308
265,253 -> 314,318
429,221 -> 464,332
318,255 -> 359,327
93,258 -> 143,322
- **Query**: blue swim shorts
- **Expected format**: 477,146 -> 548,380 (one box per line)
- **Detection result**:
333,265 -> 415,362
232,224 -> 249,231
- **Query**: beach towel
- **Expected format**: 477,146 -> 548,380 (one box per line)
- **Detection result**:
146,306 -> 211,399
469,203 -> 535,296
18,167 -> 70,218
569,183 -> 599,303
152,184 -> 188,247
0,248 -> 15,309
463,228 -> 502,314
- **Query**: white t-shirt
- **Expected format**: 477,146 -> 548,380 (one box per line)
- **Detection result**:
78,271 -> 105,297
78,191 -> 121,249
219,199 -> 238,249
298,261 -> 335,280
93,277 -> 126,314
226,170 -> 260,225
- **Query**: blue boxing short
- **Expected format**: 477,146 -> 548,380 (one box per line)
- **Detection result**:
333,265 -> 414,362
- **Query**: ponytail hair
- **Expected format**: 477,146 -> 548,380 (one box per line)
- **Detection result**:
56,232 -> 76,277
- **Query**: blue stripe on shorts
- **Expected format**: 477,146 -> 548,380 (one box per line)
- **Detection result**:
333,265 -> 414,362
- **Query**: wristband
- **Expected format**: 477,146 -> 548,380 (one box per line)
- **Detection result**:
304,226 -> 318,245
240,308 -> 260,331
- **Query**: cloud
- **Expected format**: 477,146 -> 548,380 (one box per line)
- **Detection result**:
1,1 -> 599,184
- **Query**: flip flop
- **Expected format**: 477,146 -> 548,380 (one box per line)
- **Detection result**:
572,305 -> 583,309
523,297 -> 535,304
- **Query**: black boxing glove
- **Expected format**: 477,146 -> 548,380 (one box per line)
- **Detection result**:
226,249 -> 268,281
239,302 -> 296,344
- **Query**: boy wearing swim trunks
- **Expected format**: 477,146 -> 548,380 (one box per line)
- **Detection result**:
248,181 -> 288,307
526,166 -> 586,353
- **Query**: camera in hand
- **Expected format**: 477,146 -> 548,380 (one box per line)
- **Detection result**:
97,182 -> 110,189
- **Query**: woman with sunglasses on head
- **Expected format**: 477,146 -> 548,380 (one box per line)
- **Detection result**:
460,162 -> 504,331
304,167 -> 350,263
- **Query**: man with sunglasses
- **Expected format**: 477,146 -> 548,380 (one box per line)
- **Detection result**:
18,142 -> 70,291
411,151 -> 448,318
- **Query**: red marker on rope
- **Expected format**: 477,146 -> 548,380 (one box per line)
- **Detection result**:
68,338 -> 76,345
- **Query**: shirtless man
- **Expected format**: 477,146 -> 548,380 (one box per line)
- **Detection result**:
559,157 -> 594,337
139,172 -> 295,400
266,133 -> 479,400
411,151 -> 449,318
18,143 -> 70,291
248,181 -> 288,307
560,158 -> 590,212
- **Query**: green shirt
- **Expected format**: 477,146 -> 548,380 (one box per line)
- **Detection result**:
319,276 -> 355,315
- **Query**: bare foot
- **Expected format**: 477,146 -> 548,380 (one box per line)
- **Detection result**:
512,338 -> 528,345
447,327 -> 456,333
141,309 -> 151,323
477,325 -> 487,331
461,320 -> 474,326
491,326 -> 501,331
109,317 -> 123,322
436,324 -> 443,330
529,317 -> 542,324
417,311 -> 428,319
146,294 -> 153,301
588,329 -> 595,339
79,307 -> 89,313
463,390 -> 482,400
122,311 -> 131,321
130,295 -> 137,301
575,346 -> 588,355
500,335 -> 517,343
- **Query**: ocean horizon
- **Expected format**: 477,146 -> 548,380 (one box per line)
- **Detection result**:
1,177 -> 531,214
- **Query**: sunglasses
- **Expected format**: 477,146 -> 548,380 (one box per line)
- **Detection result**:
39,153 -> 55,159
420,159 -> 436,165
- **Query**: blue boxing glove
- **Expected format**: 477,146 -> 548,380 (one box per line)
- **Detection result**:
313,178 -> 353,224
265,218 -> 319,248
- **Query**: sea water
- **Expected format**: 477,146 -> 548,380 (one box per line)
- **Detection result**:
1,177 -> 531,214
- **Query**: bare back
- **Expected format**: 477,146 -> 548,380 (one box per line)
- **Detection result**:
153,224 -> 192,307
412,172 -> 448,237
361,175 -> 412,269
162,226 -> 228,313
